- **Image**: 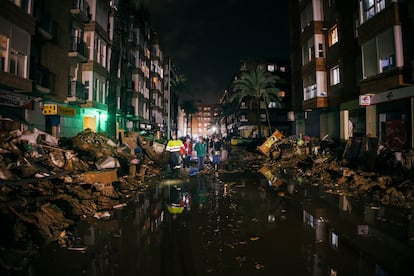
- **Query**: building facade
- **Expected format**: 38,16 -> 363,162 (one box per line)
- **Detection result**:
0,0 -> 176,140
0,0 -> 38,129
224,58 -> 292,138
189,103 -> 221,139
289,0 -> 414,149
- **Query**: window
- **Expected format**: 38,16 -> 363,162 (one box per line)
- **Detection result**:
380,55 -> 394,72
328,25 -> 338,47
330,65 -> 340,85
268,102 -> 279,108
378,28 -> 395,73
362,28 -> 395,78
93,79 -> 98,101
9,48 -> 27,78
353,13 -> 360,38
0,27 -> 29,78
0,34 -> 8,72
303,73 -> 317,100
302,37 -> 315,64
300,3 -> 313,32
267,64 -> 275,72
318,43 -> 324,58
10,0 -> 29,13
363,0 -> 388,21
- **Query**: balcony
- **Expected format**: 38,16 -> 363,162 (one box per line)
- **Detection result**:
128,56 -> 136,68
36,14 -> 54,41
67,80 -> 88,102
126,80 -> 135,92
71,0 -> 90,22
0,71 -> 33,92
32,65 -> 55,94
303,96 -> 328,110
128,32 -> 137,45
68,36 -> 88,63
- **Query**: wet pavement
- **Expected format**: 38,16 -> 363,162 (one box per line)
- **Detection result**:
6,165 -> 412,276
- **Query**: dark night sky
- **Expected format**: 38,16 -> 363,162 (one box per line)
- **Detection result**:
143,0 -> 290,104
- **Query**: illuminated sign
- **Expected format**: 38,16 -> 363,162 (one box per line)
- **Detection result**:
43,104 -> 76,116
359,95 -> 371,106
57,105 -> 76,116
42,104 -> 57,114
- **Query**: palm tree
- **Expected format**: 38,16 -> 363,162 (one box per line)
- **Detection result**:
170,73 -> 190,136
170,74 -> 189,96
230,67 -> 282,137
181,100 -> 198,137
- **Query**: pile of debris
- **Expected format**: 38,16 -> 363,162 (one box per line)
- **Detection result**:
258,131 -> 414,209
0,128 -> 166,270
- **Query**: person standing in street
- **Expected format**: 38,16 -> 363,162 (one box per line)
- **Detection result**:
210,136 -> 223,172
166,132 -> 184,170
183,136 -> 193,171
194,137 -> 208,171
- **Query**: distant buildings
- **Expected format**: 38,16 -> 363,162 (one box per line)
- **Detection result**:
190,103 -> 221,138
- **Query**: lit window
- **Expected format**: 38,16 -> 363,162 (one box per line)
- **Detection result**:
268,102 -> 278,108
363,0 -> 386,21
329,26 -> 338,47
380,55 -> 395,72
330,230 -> 339,248
330,65 -> 340,85
10,0 -> 29,12
0,34 -> 8,72
9,49 -> 27,78
302,37 -> 315,64
267,64 -> 275,72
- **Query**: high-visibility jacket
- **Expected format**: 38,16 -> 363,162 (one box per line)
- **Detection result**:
166,139 -> 184,153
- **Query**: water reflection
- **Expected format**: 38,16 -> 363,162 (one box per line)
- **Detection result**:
24,172 -> 413,276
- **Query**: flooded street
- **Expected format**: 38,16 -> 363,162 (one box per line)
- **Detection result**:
14,167 -> 414,276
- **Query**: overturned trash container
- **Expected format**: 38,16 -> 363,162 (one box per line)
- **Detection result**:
258,129 -> 283,156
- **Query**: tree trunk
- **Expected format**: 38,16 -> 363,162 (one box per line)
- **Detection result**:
264,96 -> 272,136
256,101 -> 262,138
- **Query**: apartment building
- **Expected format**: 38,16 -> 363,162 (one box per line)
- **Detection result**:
358,0 -> 414,149
289,0 -> 413,149
223,58 -> 292,138
63,0 -> 111,137
32,0 -> 74,136
123,5 -> 152,132
0,0 -> 37,129
190,103 -> 221,138
150,31 -> 165,131
0,0 -> 181,140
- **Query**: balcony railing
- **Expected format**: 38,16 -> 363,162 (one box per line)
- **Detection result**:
68,80 -> 88,101
37,13 -> 54,40
71,0 -> 89,22
32,65 -> 55,92
68,36 -> 88,62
